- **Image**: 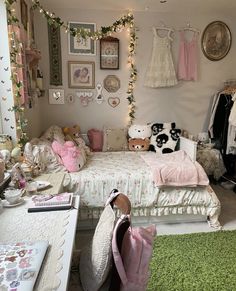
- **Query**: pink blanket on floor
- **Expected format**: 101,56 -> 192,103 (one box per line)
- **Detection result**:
141,150 -> 209,187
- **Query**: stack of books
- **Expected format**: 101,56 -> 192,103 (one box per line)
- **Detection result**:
28,192 -> 73,212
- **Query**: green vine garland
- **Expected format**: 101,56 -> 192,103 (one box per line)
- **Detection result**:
4,0 -> 137,146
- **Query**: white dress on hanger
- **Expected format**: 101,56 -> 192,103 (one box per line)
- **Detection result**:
144,27 -> 178,88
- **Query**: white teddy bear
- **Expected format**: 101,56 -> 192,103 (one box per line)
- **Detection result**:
128,124 -> 152,139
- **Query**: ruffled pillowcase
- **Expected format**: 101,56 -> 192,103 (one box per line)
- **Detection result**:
103,127 -> 128,151
149,122 -> 181,154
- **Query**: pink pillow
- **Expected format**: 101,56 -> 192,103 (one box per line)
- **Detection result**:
87,129 -> 103,152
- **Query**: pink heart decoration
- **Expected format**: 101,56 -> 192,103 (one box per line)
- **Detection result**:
108,97 -> 120,108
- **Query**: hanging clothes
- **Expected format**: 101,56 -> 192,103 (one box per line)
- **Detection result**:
212,93 -> 233,154
144,27 -> 177,88
227,92 -> 236,154
177,31 -> 198,81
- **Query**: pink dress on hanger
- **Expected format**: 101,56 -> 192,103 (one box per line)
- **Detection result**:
178,31 -> 198,81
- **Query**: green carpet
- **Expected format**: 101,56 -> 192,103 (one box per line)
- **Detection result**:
147,230 -> 236,291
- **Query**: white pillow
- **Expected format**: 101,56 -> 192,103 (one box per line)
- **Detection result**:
79,204 -> 116,290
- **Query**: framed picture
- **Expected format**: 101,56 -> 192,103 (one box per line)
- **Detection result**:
20,0 -> 28,31
201,21 -> 231,61
68,61 -> 95,89
48,89 -> 65,104
68,22 -> 96,55
100,37 -> 119,69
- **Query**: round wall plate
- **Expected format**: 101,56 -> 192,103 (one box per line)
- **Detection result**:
104,75 -> 120,93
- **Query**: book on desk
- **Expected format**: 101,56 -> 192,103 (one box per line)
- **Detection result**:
0,240 -> 48,291
28,192 -> 74,212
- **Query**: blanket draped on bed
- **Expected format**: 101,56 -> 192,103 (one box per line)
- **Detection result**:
141,150 -> 209,187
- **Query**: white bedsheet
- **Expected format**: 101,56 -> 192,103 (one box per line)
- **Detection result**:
69,151 -> 221,228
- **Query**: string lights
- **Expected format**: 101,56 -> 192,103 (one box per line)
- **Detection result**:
5,0 -> 138,141
5,0 -> 28,148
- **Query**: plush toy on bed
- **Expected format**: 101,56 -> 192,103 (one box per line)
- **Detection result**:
52,140 -> 84,172
63,125 -> 91,156
128,138 -> 150,151
128,124 -> 152,151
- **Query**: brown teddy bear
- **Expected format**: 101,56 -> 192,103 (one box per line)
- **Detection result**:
63,125 -> 91,157
128,138 -> 150,151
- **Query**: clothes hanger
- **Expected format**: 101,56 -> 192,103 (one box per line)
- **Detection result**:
153,23 -> 174,41
179,23 -> 200,34
155,21 -> 174,32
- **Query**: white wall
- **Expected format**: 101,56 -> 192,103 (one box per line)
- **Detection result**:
0,0 -> 17,142
34,8 -> 236,137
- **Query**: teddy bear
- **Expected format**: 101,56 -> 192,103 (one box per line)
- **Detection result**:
128,138 -> 150,151
128,124 -> 152,151
52,141 -> 84,172
63,125 -> 91,157
128,124 -> 152,139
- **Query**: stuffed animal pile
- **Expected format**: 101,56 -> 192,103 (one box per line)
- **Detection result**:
128,124 -> 151,151
52,140 -> 84,172
63,125 -> 91,158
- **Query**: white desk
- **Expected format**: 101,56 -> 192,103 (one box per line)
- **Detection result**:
0,173 -> 79,291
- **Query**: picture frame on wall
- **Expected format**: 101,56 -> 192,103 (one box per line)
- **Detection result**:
68,61 -> 95,89
201,21 -> 231,61
100,36 -> 119,70
20,0 -> 28,31
68,22 -> 96,55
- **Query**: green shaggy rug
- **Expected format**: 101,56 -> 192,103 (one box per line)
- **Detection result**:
147,230 -> 236,291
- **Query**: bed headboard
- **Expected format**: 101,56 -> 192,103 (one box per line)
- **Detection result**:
178,136 -> 197,161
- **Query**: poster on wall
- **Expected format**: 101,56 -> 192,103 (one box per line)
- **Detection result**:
68,22 -> 96,55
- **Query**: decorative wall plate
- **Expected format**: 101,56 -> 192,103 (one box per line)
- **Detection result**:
104,75 -> 120,93
108,97 -> 120,108
201,21 -> 231,61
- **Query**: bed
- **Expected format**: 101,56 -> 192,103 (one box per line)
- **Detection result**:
24,132 -> 221,230
68,137 -> 221,230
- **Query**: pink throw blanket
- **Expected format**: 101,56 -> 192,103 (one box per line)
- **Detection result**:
141,150 -> 209,187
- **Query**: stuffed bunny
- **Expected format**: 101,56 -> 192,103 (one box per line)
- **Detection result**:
52,141 -> 84,172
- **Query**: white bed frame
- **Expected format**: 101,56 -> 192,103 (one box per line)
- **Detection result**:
178,136 -> 197,161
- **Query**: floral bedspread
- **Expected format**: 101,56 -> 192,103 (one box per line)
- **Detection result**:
69,152 -> 221,228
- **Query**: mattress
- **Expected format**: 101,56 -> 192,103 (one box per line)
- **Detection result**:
69,151 -> 221,228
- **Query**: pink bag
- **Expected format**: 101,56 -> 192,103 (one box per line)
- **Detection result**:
112,215 -> 156,291
87,128 -> 103,152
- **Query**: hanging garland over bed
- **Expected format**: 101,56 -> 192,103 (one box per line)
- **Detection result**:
4,0 -> 137,147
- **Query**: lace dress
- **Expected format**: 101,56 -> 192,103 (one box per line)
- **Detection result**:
144,27 -> 178,88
